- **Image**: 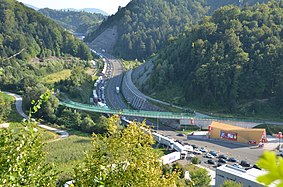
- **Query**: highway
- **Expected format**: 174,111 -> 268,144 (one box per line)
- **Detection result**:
104,58 -> 128,109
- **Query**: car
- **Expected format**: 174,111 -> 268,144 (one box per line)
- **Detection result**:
194,149 -> 202,155
240,160 -> 251,167
209,151 -> 218,157
177,133 -> 185,137
175,140 -> 183,145
206,153 -> 215,158
218,155 -> 228,160
218,158 -> 227,163
217,163 -> 223,167
232,163 -> 243,169
191,144 -> 198,149
207,159 -> 215,165
199,147 -> 208,152
228,157 -> 238,163
187,153 -> 195,158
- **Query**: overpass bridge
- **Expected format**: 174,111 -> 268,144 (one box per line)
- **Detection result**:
59,100 -> 196,120
59,100 -> 268,127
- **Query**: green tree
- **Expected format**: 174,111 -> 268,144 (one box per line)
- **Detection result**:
0,92 -> 12,122
191,157 -> 200,164
189,168 -> 211,187
74,117 -> 178,186
0,90 -> 56,186
172,162 -> 185,179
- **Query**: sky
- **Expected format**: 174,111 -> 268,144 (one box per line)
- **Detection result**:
17,0 -> 131,15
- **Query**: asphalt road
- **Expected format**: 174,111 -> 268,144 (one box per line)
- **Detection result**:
4,92 -> 69,139
104,58 -> 128,109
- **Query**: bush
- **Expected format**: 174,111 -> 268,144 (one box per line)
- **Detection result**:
191,157 -> 200,164
172,162 -> 185,178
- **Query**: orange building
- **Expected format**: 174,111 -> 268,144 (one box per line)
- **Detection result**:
208,121 -> 267,145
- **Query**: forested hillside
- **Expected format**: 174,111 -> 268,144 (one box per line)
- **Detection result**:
146,1 -> 283,116
85,0 -> 268,60
38,8 -> 105,34
0,0 -> 92,61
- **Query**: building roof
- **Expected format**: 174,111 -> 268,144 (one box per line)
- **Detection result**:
217,164 -> 278,186
211,121 -> 265,132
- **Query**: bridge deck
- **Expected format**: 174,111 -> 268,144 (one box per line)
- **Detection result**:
59,100 -> 268,124
59,101 -> 195,119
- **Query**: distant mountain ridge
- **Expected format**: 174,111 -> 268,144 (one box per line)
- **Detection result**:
24,3 -> 39,10
23,3 -> 109,15
62,8 -> 109,16
38,8 -> 106,34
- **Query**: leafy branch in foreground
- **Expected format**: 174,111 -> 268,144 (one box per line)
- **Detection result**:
0,90 -> 57,186
257,151 -> 283,186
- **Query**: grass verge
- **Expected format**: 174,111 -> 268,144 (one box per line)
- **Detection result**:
8,122 -> 59,142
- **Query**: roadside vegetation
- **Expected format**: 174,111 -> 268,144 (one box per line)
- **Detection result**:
121,60 -> 142,71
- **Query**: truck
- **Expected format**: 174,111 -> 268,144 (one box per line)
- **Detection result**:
160,152 -> 181,165
116,86 -> 120,94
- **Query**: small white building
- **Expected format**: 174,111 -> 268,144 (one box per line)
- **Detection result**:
215,164 -> 278,187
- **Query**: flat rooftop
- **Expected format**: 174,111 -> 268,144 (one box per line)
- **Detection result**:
217,164 -> 278,186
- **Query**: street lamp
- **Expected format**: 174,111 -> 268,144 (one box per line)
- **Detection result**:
127,101 -> 130,110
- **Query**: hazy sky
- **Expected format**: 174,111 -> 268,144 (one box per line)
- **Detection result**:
17,0 -> 131,14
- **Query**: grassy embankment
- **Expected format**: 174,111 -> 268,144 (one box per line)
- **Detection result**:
40,69 -> 72,84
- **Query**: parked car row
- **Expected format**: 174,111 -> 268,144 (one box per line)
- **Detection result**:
183,143 -> 254,169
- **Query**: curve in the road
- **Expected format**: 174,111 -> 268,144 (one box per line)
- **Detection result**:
3,92 -> 69,139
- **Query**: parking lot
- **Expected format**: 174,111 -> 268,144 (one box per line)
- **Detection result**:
158,130 -> 270,170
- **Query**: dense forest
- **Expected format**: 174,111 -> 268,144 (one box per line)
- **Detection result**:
0,0 -> 92,61
146,1 -> 283,116
85,0 -> 268,60
38,8 -> 106,34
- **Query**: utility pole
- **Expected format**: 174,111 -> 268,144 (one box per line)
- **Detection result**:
156,118 -> 159,132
